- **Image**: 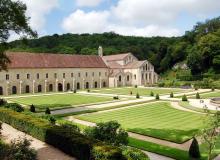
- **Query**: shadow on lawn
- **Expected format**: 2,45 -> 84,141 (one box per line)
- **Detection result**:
128,128 -> 199,144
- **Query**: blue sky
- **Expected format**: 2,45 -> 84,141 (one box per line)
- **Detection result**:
11,0 -> 220,40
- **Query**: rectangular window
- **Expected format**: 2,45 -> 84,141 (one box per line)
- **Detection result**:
78,73 -> 80,77
63,73 -> 65,78
71,73 -> 74,78
99,72 -> 101,77
85,72 -> 88,77
54,73 -> 57,79
16,74 -> 20,79
37,73 -> 39,79
6,74 -> 9,80
92,72 -> 94,77
46,73 -> 48,78
27,74 -> 30,79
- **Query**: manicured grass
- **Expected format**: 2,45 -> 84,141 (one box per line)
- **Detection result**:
77,102 -> 205,143
91,87 -> 189,96
128,137 -> 189,160
189,91 -> 220,99
7,93 -> 113,111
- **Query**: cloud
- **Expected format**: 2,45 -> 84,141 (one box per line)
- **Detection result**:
75,0 -> 103,7
20,0 -> 59,31
62,10 -> 109,33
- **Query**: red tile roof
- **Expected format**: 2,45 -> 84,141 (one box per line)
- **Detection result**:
102,53 -> 130,61
6,52 -> 108,69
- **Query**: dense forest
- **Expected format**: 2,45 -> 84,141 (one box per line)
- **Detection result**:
8,17 -> 220,75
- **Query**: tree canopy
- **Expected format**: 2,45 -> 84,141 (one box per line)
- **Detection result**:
0,0 -> 36,70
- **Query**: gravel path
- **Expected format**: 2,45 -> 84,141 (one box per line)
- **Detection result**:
170,101 -> 204,114
1,123 -> 75,160
143,151 -> 174,160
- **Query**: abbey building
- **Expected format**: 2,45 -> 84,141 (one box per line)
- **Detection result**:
0,47 -> 158,95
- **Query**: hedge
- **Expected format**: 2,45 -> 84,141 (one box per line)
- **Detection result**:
0,108 -> 123,160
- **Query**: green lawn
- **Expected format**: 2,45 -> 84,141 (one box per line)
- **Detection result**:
77,102 -> 205,143
7,93 -> 113,111
91,87 -> 189,96
189,91 -> 220,99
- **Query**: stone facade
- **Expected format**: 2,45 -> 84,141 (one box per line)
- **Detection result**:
0,48 -> 158,95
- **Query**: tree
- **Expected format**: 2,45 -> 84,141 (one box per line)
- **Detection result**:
0,0 -> 36,70
170,92 -> 174,98
189,137 -> 200,159
196,92 -> 200,99
202,111 -> 220,160
29,104 -> 35,113
84,121 -> 128,146
150,91 -> 154,96
45,107 -> 51,114
136,93 -> 140,99
155,94 -> 160,100
182,94 -> 188,101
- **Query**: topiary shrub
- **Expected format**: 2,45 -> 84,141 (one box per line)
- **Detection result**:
194,87 -> 198,90
87,89 -> 90,92
30,104 -> 36,113
130,91 -> 133,95
45,107 -> 51,114
150,91 -> 154,97
136,93 -> 140,99
73,89 -> 77,93
155,94 -> 160,100
0,99 -> 7,106
212,87 -> 215,91
113,96 -> 119,100
134,85 -> 138,88
182,95 -> 188,101
4,103 -> 24,112
196,92 -> 200,99
189,137 -> 200,159
170,92 -> 174,98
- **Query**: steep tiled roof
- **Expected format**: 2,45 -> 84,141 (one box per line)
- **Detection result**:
106,61 -> 124,69
6,52 -> 108,69
124,61 -> 146,69
102,53 -> 130,61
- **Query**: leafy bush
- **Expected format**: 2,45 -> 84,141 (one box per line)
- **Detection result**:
0,99 -> 7,106
150,91 -> 154,96
212,87 -> 215,91
4,103 -> 24,112
85,121 -> 128,146
121,146 -> 149,160
136,93 -> 140,99
182,95 -> 188,101
60,123 -> 80,133
29,104 -> 35,113
7,138 -> 37,160
45,107 -> 51,114
155,94 -> 160,100
92,144 -> 125,160
158,82 -> 165,87
189,137 -> 200,159
170,92 -> 174,98
196,92 -> 200,99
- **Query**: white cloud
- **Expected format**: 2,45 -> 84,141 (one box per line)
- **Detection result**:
62,10 -> 109,33
62,0 -> 220,37
20,0 -> 59,30
75,0 -> 103,7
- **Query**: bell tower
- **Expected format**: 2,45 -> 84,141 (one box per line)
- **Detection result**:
98,46 -> 103,57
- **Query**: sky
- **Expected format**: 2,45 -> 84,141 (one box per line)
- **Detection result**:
10,0 -> 220,41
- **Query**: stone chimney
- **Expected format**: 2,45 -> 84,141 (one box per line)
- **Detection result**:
98,46 -> 103,57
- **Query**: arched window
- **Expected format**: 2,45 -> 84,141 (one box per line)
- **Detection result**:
103,82 -> 106,87
49,84 -> 53,92
12,86 -> 17,94
146,64 -> 148,70
38,85 -> 42,92
134,74 -> 136,80
77,82 -> 80,90
119,75 -> 122,82
94,82 -> 98,88
25,85 -> 30,93
86,82 -> 89,89
67,83 -> 70,90
58,83 -> 62,92
0,86 -> 3,95
127,75 -> 129,81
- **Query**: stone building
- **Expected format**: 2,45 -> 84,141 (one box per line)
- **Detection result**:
0,47 -> 158,95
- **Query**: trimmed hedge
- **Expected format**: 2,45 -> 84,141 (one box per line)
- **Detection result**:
0,108 -> 123,160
